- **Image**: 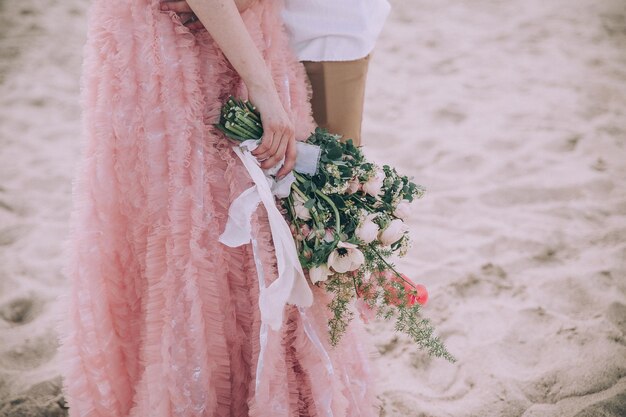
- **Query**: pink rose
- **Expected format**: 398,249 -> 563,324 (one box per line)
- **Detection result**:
378,219 -> 407,246
355,214 -> 379,244
393,199 -> 412,220
362,169 -> 385,197
300,224 -> 312,240
347,177 -> 361,194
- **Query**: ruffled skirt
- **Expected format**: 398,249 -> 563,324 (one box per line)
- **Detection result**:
55,0 -> 382,416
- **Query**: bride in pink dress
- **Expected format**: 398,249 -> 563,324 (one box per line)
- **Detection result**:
55,0 -> 381,416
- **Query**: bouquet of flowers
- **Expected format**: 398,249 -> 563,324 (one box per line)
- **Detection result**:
216,97 -> 455,362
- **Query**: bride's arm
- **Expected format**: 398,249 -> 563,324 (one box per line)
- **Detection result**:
162,0 -> 296,178
160,0 -> 255,26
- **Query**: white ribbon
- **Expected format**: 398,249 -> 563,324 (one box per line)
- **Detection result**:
219,140 -> 315,329
219,139 -> 335,409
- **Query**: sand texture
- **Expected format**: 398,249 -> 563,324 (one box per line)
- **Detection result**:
1,0 -> 625,416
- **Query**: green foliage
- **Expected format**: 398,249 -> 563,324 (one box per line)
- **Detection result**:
324,274 -> 355,347
395,304 -> 457,362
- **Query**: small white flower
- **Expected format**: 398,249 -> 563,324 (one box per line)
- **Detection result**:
379,219 -> 407,246
393,199 -> 412,220
325,163 -> 341,179
309,264 -> 332,284
398,236 -> 411,257
295,205 -> 311,221
327,241 -> 365,273
362,169 -> 385,197
355,214 -> 379,244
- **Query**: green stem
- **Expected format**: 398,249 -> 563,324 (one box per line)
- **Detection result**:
243,107 -> 262,123
352,274 -> 360,299
286,194 -> 300,228
236,114 -> 263,137
348,194 -> 378,212
214,123 -> 247,142
368,243 -> 417,290
225,121 -> 256,139
293,172 -> 342,233
291,184 -> 324,230
315,190 -> 341,233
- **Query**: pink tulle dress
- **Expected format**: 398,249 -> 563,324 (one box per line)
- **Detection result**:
55,0 -> 381,416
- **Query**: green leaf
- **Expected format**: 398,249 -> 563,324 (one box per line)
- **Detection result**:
326,144 -> 343,160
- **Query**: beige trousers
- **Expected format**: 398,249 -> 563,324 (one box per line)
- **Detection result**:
301,54 -> 371,146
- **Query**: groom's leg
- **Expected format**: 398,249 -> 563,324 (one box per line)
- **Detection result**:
301,54 -> 371,146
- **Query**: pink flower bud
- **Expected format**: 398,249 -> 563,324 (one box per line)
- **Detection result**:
347,177 -> 361,195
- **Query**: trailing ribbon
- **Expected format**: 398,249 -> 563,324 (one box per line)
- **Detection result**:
218,139 -> 334,412
219,139 -> 319,327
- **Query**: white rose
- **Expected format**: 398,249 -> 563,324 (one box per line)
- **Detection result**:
294,202 -> 311,221
379,219 -> 407,246
327,241 -> 365,273
393,199 -> 412,220
309,264 -> 332,284
355,216 -> 379,244
293,194 -> 312,221
362,170 -> 385,197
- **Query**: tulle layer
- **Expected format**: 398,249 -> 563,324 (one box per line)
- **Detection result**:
54,0 -> 381,416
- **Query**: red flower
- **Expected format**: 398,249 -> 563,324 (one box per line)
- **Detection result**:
381,272 -> 428,307
408,284 -> 428,306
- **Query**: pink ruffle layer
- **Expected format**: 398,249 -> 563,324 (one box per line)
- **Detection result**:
54,0 -> 382,416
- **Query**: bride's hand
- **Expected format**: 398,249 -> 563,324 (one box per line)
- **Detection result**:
165,0 -> 295,178
160,0 -> 257,31
247,83 -> 296,179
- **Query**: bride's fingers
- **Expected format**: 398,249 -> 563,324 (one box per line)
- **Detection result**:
160,0 -> 193,13
262,129 -> 283,162
275,137 -> 296,179
252,130 -> 275,161
261,133 -> 288,170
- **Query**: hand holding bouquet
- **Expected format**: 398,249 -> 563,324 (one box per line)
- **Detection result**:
217,97 -> 455,363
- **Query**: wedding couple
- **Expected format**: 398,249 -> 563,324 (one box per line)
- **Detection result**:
57,0 -> 390,416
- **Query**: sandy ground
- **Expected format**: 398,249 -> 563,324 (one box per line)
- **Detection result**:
1,0 -> 625,416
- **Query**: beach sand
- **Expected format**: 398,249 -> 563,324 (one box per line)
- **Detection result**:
1,0 -> 625,416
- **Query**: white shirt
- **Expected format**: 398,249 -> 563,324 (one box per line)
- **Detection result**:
280,0 -> 391,62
